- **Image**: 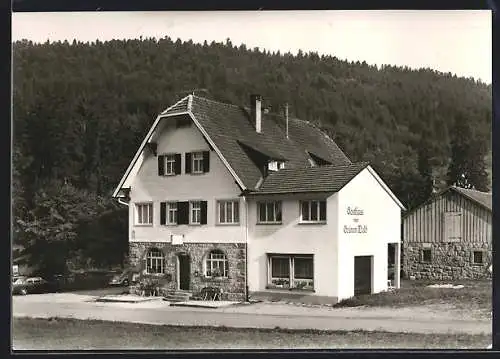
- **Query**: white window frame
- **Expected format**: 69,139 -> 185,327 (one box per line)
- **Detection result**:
190,201 -> 201,225
135,202 -> 153,226
146,248 -> 165,274
192,152 -> 204,174
257,201 -> 282,224
268,160 -> 285,172
205,250 -> 229,278
300,200 -> 327,223
267,254 -> 314,290
167,202 -> 178,225
165,154 -> 177,176
217,200 -> 240,224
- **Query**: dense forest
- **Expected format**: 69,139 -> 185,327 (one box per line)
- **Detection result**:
12,37 -> 492,274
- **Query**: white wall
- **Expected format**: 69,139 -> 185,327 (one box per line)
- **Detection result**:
336,167 -> 401,300
246,194 -> 339,297
129,117 -> 245,244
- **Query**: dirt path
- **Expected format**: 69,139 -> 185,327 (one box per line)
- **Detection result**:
12,293 -> 491,335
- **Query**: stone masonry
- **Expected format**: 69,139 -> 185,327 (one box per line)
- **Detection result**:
403,241 -> 492,281
129,242 -> 246,301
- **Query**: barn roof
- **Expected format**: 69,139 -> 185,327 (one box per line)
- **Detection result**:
451,186 -> 492,211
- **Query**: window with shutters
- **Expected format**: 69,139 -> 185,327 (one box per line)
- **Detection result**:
158,153 -> 181,176
257,201 -> 282,224
190,201 -> 201,224
165,155 -> 176,175
135,203 -> 153,225
443,212 -> 462,242
192,152 -> 204,173
217,200 -> 240,224
146,248 -> 165,274
300,200 -> 327,223
167,202 -> 177,225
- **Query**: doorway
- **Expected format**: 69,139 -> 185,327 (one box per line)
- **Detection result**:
177,253 -> 191,290
354,256 -> 372,296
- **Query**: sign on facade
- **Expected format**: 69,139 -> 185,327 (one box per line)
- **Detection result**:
171,234 -> 184,245
343,206 -> 368,234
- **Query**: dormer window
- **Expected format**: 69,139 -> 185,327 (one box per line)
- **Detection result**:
268,160 -> 285,172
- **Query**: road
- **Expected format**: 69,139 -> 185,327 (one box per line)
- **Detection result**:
12,292 -> 491,335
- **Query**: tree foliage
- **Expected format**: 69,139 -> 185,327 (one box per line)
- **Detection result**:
12,37 -> 492,272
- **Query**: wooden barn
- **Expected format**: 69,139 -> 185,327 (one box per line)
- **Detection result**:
402,186 -> 492,280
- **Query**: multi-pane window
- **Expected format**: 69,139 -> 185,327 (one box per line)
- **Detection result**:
257,201 -> 282,223
300,200 -> 327,222
218,200 -> 240,224
167,202 -> 178,225
165,155 -> 176,175
473,251 -> 484,265
190,201 -> 201,224
136,203 -> 153,225
146,248 -> 165,274
268,254 -> 314,290
192,152 -> 204,174
205,250 -> 229,277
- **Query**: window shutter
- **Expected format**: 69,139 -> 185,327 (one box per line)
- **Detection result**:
185,153 -> 192,174
158,155 -> 165,176
174,153 -> 182,174
160,202 -> 167,225
200,201 -> 208,224
203,151 -> 210,173
177,201 -> 189,225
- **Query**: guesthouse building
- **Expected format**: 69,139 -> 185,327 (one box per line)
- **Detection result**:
112,94 -> 405,304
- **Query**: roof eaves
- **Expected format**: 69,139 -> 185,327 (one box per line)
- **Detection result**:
112,95 -> 191,198
450,186 -> 492,212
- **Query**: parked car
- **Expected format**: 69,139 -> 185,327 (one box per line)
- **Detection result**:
108,270 -> 132,287
12,276 -> 56,295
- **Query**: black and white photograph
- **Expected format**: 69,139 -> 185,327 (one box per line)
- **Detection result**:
11,9 -> 492,350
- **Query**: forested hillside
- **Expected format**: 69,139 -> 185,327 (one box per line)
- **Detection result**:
12,37 -> 492,273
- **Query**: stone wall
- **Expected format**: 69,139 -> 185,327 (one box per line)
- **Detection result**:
129,242 -> 246,301
403,241 -> 492,280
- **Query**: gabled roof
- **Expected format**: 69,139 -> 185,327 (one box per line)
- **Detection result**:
113,94 -> 353,197
253,162 -> 369,195
451,186 -> 492,211
403,185 -> 492,217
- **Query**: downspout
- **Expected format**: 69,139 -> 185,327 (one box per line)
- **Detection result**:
117,198 -> 129,206
244,196 -> 250,302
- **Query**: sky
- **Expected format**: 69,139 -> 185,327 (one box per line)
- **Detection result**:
12,10 -> 492,83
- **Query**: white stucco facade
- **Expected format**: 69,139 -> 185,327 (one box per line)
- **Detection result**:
128,116 -> 246,244
246,167 -> 402,302
122,112 -> 402,303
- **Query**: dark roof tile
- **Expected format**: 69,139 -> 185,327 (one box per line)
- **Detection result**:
189,95 -> 352,190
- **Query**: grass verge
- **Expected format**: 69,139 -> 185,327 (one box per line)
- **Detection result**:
12,317 -> 490,350
334,280 -> 491,311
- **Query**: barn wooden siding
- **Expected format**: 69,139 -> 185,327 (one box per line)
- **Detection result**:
403,191 -> 492,244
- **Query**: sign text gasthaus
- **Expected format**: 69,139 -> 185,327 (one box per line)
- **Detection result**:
344,206 -> 368,234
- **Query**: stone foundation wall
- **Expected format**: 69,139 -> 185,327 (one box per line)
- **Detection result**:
129,242 -> 246,301
403,241 -> 492,280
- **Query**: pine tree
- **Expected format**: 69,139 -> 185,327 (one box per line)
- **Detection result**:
447,113 -> 489,191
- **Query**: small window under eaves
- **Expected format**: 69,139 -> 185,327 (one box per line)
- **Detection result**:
268,160 -> 285,172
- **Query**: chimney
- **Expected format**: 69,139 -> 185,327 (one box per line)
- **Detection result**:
250,94 -> 262,133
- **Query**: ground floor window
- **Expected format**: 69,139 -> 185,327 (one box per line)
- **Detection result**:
472,250 -> 485,265
205,249 -> 229,278
267,254 -> 314,290
145,248 -> 165,274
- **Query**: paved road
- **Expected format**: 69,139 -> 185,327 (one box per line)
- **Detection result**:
12,293 -> 491,335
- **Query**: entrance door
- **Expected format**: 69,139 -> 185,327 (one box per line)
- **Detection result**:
354,256 -> 372,296
178,254 -> 191,290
